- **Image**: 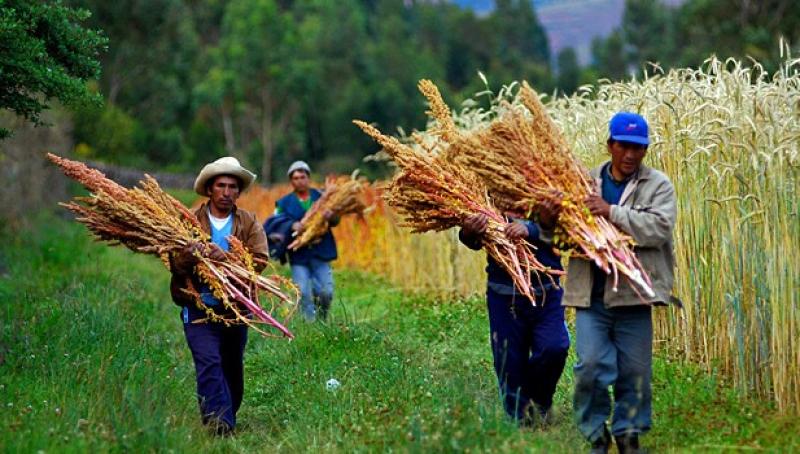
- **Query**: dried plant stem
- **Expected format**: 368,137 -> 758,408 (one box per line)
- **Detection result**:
48,153 -> 298,338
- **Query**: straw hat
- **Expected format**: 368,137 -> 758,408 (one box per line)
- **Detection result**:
193,157 -> 257,196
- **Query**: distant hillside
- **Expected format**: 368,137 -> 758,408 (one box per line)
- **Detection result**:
537,0 -> 627,65
452,0 -> 684,66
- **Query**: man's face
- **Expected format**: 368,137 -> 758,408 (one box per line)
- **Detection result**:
206,175 -> 240,214
608,140 -> 647,178
290,170 -> 310,192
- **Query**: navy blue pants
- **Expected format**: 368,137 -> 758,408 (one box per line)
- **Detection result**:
182,305 -> 248,429
487,286 -> 570,421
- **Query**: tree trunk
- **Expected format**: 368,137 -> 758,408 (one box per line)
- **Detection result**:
222,99 -> 236,154
260,89 -> 274,186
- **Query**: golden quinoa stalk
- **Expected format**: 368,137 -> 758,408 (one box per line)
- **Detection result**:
47,154 -> 299,338
354,117 -> 562,304
420,80 -> 654,298
288,173 -> 370,251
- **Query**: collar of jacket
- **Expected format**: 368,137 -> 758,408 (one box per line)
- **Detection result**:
590,161 -> 656,207
193,202 -> 241,235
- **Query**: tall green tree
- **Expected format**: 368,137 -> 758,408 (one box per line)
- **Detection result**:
591,0 -> 800,82
0,0 -> 106,139
674,0 -> 800,69
621,0 -> 676,72
69,0 -> 200,164
364,0 -> 445,134
489,0 -> 553,90
196,0 -> 301,184
591,30 -> 630,81
289,0 -> 370,173
556,48 -> 580,95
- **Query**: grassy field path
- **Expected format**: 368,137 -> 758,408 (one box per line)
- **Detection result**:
1,220 -> 797,452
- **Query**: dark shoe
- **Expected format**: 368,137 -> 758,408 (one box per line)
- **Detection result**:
518,402 -> 551,429
538,406 -> 555,427
589,426 -> 611,454
204,418 -> 234,437
614,434 -> 641,454
317,295 -> 332,321
531,403 -> 555,427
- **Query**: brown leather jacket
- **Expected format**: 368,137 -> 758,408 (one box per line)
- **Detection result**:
169,202 -> 269,306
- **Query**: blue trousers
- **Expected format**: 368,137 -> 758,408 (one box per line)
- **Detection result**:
574,299 -> 653,442
182,305 -> 248,429
487,287 -> 570,421
291,258 -> 334,321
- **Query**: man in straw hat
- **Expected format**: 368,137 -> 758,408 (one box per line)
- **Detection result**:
169,156 -> 268,436
551,112 -> 677,454
269,160 -> 338,322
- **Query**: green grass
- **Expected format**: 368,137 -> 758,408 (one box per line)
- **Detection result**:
165,188 -> 201,208
1,218 -> 797,452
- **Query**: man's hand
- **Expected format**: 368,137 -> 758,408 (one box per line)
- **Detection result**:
538,191 -> 563,230
174,241 -> 224,274
291,221 -> 304,233
205,243 -> 227,262
585,194 -> 612,219
183,241 -> 226,262
505,221 -> 528,241
172,243 -> 199,275
462,213 -> 489,237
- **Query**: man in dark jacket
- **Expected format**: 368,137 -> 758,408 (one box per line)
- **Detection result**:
459,200 -> 569,427
170,156 -> 268,436
273,161 -> 338,321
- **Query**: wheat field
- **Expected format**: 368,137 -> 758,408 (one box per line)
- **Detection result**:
236,53 -> 799,414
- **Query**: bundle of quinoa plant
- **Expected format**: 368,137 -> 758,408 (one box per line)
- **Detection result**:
418,80 -> 654,298
48,154 -> 299,338
288,173 -> 371,251
354,86 -> 564,302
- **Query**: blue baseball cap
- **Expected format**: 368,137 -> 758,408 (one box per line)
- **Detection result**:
609,112 -> 649,146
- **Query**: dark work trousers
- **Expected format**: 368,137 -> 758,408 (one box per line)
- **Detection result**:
487,286 -> 570,421
182,304 -> 248,430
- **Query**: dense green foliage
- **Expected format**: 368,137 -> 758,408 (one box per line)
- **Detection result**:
66,0 -> 554,180
0,0 -> 106,139
591,0 -> 800,77
7,0 -> 796,181
1,218 -> 798,451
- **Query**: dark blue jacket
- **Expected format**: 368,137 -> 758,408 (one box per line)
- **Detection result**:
275,189 -> 337,265
263,212 -> 294,264
459,220 -> 562,295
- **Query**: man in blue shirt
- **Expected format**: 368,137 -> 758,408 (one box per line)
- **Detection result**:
170,157 -> 269,436
459,201 -> 569,427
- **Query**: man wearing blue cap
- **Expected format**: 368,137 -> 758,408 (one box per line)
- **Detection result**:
549,112 -> 677,453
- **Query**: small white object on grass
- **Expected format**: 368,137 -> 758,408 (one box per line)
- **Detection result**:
326,378 -> 341,391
